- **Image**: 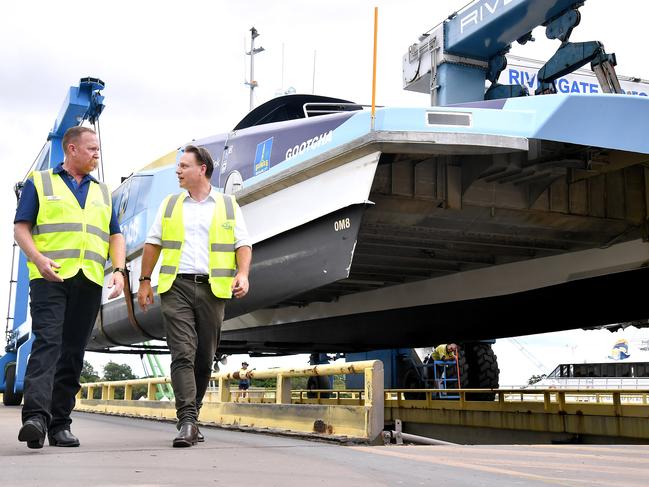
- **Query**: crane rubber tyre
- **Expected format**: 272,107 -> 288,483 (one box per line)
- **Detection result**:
306,375 -> 332,399
3,362 -> 23,406
403,367 -> 425,400
464,343 -> 499,401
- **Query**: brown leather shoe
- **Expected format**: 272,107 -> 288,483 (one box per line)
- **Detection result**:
173,422 -> 198,448
197,427 -> 204,443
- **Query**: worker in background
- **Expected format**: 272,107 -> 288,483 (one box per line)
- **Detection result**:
14,126 -> 125,449
431,343 -> 458,361
428,343 -> 459,391
137,145 -> 252,448
238,361 -> 251,399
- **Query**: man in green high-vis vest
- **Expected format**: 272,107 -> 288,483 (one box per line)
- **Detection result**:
137,145 -> 252,448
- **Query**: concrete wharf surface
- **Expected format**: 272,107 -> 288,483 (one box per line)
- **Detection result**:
2,406 -> 649,486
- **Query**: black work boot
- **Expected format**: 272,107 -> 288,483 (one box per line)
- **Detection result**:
18,418 -> 46,449
48,429 -> 80,447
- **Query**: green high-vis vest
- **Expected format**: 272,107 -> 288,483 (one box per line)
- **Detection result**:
158,192 -> 237,298
28,169 -> 111,286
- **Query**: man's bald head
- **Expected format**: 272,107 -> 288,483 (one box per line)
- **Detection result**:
62,127 -> 97,156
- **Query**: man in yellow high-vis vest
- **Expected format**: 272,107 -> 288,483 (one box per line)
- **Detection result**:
137,145 -> 252,447
13,126 -> 125,449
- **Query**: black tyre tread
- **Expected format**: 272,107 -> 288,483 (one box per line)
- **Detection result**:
456,349 -> 469,389
463,343 -> 499,401
3,363 -> 23,406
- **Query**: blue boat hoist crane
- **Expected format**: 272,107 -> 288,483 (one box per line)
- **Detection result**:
351,0 -> 626,392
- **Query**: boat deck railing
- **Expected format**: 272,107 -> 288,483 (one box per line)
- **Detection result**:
303,102 -> 379,118
529,376 -> 649,390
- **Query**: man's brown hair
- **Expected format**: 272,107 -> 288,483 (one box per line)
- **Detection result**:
183,145 -> 214,178
62,126 -> 96,155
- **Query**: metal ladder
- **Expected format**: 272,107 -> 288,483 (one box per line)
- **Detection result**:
429,359 -> 461,399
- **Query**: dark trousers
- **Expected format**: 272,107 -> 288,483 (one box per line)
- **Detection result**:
22,272 -> 102,433
160,278 -> 225,425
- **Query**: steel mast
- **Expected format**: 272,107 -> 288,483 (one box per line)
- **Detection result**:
245,27 -> 265,111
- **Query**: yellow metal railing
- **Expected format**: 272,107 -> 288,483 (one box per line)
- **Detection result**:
292,389 -> 365,405
381,387 -> 649,441
76,377 -> 649,441
80,380 -> 648,410
77,360 -> 384,441
80,376 -> 172,402
382,388 -> 649,413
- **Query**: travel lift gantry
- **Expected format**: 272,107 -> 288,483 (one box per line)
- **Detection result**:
403,0 -> 624,105
349,0 -> 625,393
0,78 -> 106,405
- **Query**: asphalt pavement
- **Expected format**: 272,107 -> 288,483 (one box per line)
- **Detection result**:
1,406 -> 648,486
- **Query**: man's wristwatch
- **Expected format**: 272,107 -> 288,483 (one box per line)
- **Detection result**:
139,276 -> 151,282
113,267 -> 126,276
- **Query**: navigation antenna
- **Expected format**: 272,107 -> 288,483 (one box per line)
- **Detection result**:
245,27 -> 265,111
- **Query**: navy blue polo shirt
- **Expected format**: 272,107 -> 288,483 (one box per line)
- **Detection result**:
14,163 -> 121,235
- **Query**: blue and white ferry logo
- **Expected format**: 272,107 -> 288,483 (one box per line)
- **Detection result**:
254,137 -> 273,176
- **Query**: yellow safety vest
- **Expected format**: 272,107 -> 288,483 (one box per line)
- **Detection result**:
158,192 -> 237,298
28,169 -> 112,286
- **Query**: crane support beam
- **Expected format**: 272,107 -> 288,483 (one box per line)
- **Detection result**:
403,0 -> 622,106
38,77 -> 105,171
445,0 -> 582,59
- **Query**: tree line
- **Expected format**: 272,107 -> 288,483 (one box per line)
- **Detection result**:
80,361 -> 349,400
81,360 -> 149,400
81,360 -> 139,383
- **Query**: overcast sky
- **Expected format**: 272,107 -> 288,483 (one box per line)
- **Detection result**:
2,0 -> 649,384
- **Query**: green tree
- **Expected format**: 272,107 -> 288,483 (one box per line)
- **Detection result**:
102,361 -> 137,381
102,362 -> 138,399
132,384 -> 149,400
80,360 -> 100,383
251,377 -> 276,388
291,377 -> 308,389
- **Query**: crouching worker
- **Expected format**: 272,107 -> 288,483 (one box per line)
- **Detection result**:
431,343 -> 458,361
137,145 -> 252,447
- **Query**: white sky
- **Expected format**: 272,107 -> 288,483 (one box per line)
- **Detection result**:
2,0 -> 649,385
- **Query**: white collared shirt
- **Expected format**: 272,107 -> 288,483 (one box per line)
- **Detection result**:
146,187 -> 251,274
